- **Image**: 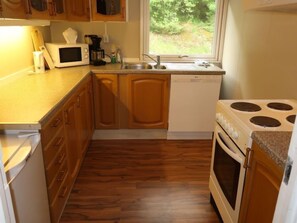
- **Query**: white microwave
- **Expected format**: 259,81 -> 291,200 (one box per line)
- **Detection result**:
45,43 -> 89,68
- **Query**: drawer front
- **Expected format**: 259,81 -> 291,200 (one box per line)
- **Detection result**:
50,171 -> 71,223
46,144 -> 67,186
48,161 -> 69,203
41,110 -> 64,147
43,128 -> 65,167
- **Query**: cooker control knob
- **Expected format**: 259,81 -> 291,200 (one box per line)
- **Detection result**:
232,130 -> 239,139
216,113 -> 222,123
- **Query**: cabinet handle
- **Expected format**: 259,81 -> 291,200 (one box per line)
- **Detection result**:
52,0 -> 57,16
76,96 -> 81,108
243,147 -> 253,169
0,1 -> 3,14
57,169 -> 66,182
54,136 -> 64,147
64,111 -> 70,125
51,118 -> 61,128
26,0 -> 32,14
59,186 -> 68,198
56,152 -> 66,165
48,1 -> 54,16
121,6 -> 125,19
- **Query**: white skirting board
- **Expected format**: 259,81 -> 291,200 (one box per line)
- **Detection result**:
167,131 -> 213,140
92,129 -> 213,140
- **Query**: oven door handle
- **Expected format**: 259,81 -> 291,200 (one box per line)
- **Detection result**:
216,130 -> 244,164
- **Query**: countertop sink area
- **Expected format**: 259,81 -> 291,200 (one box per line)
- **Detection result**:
121,62 -> 153,70
121,62 -> 213,71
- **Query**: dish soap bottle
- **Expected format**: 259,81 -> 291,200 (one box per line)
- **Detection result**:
111,44 -> 117,64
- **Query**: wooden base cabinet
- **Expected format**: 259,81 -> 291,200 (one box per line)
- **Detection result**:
127,74 -> 170,129
93,74 -> 119,129
239,142 -> 283,223
41,75 -> 93,223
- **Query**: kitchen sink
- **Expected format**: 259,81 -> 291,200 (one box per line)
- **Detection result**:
121,63 -> 153,70
121,63 -> 167,70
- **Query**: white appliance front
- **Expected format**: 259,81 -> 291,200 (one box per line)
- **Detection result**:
168,75 -> 222,139
1,132 -> 51,223
209,125 -> 246,223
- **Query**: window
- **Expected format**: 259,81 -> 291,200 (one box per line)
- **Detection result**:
141,0 -> 228,62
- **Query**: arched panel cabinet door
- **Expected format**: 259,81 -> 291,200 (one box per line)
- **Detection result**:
0,0 -> 27,19
127,74 -> 170,129
66,0 -> 90,21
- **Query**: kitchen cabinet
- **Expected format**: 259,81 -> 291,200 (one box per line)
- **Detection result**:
41,109 -> 71,223
0,0 -> 27,19
27,0 -> 67,20
239,142 -> 283,223
244,0 -> 297,12
41,75 -> 93,223
126,74 -> 170,129
91,0 -> 127,21
93,74 -> 119,129
66,0 -> 90,21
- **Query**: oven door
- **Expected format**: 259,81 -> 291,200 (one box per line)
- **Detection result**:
209,124 -> 246,223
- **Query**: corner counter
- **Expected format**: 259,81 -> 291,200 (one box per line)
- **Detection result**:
252,131 -> 292,169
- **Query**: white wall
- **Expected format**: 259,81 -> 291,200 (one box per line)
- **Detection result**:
222,0 -> 297,99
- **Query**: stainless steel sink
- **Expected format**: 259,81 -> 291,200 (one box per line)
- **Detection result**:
121,63 -> 167,70
121,63 -> 153,70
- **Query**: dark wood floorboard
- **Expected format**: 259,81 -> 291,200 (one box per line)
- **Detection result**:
60,140 -> 220,223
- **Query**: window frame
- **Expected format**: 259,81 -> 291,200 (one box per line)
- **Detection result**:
140,0 -> 229,63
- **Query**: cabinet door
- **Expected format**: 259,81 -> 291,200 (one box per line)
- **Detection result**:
63,96 -> 80,183
66,0 -> 90,21
239,142 -> 283,223
93,74 -> 119,129
0,0 -> 27,18
75,85 -> 91,155
27,0 -> 66,19
50,0 -> 67,20
127,74 -> 169,129
91,0 -> 126,21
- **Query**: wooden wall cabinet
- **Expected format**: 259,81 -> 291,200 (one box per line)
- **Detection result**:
41,75 -> 93,223
91,0 -> 127,21
239,142 -> 283,223
66,0 -> 90,21
93,74 -> 119,129
127,74 -> 170,129
0,0 -> 28,19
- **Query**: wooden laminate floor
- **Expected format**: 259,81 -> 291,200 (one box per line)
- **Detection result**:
60,140 -> 220,223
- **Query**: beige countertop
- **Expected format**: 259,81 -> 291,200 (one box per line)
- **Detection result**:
0,63 -> 224,130
252,131 -> 292,169
0,66 -> 91,130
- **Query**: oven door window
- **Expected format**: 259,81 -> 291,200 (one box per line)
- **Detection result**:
213,137 -> 241,209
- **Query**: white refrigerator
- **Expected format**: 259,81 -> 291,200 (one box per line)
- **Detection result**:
273,116 -> 297,223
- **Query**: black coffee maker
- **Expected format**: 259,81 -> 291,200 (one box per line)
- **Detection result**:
84,34 -> 105,65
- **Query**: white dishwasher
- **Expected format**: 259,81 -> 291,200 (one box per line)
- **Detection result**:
0,131 -> 51,223
167,74 -> 222,139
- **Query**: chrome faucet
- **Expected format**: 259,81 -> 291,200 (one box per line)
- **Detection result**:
143,54 -> 161,68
